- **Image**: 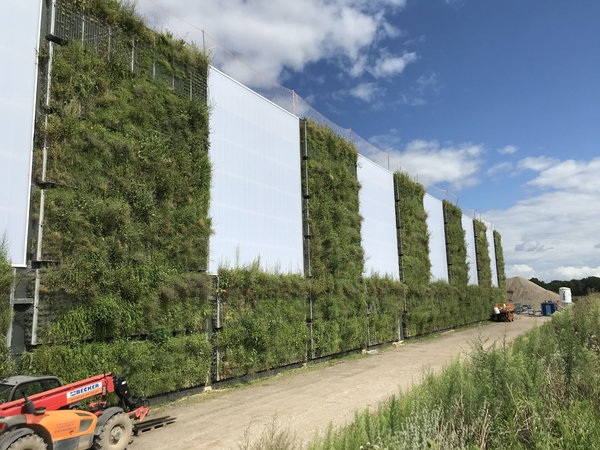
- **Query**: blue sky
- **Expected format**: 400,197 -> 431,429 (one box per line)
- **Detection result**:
136,0 -> 600,282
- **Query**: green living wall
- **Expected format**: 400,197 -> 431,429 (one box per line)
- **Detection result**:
443,200 -> 469,286
304,121 -> 367,356
494,230 -> 506,292
12,1 -> 508,396
396,176 -> 503,337
474,220 -> 492,287
216,267 -> 308,379
394,173 -> 430,288
23,2 -> 213,395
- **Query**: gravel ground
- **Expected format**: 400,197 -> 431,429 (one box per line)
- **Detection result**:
130,315 -> 548,449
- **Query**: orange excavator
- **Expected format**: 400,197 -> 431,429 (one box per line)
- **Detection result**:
0,372 -> 173,450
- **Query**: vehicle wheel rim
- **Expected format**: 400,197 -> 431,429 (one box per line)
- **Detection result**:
110,425 -> 124,444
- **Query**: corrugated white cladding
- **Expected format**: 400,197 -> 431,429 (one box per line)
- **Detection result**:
462,214 -> 479,286
207,67 -> 304,274
357,155 -> 399,280
486,224 -> 499,287
423,193 -> 449,282
0,1 -> 41,266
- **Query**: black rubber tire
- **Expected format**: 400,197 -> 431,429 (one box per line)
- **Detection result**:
93,412 -> 133,450
7,434 -> 47,450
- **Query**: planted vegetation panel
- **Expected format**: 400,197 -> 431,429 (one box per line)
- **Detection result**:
474,220 -> 492,287
357,155 -> 399,280
494,230 -> 506,291
443,201 -> 468,286
423,193 -> 448,283
21,0 -> 214,390
304,121 -> 365,356
486,224 -> 499,287
207,67 -> 303,274
462,214 -> 478,286
215,268 -> 308,379
0,0 -> 41,266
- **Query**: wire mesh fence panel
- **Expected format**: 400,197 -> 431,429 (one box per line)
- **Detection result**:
54,0 -> 83,41
49,0 -> 207,102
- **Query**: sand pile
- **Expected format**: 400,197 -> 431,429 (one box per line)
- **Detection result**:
506,276 -> 560,311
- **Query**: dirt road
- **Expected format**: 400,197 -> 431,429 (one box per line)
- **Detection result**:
131,315 -> 547,449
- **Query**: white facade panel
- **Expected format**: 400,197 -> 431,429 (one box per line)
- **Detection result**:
462,215 -> 478,286
357,155 -> 399,280
207,67 -> 303,274
423,193 -> 448,282
0,1 -> 41,266
486,224 -> 499,287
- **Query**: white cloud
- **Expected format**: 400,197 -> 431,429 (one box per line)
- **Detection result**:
507,264 -> 535,279
518,156 -> 559,171
135,0 -> 408,86
349,82 -> 382,102
371,52 -> 417,78
367,135 -> 483,190
486,156 -> 600,282
526,158 -> 600,194
555,266 -> 600,280
498,145 -> 518,155
486,162 -> 513,177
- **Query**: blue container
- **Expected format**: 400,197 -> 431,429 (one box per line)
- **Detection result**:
541,302 -> 557,316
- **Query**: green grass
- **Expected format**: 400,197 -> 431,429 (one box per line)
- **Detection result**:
309,297 -> 600,449
21,333 -> 212,397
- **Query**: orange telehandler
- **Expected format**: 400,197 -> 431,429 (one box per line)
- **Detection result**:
0,372 -> 172,450
493,303 -> 515,322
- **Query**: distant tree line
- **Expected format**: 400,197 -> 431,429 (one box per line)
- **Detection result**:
530,276 -> 600,296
